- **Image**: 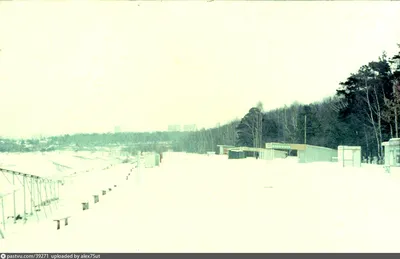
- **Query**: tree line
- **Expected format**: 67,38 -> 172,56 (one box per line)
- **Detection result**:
177,45 -> 400,162
0,132 -> 188,153
1,45 -> 399,161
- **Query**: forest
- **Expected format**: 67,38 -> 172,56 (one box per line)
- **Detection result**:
177,45 -> 400,162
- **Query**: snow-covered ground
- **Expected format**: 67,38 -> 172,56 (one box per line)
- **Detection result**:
0,151 -> 127,239
2,152 -> 400,252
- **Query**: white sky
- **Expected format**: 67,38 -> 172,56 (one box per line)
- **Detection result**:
0,1 -> 400,138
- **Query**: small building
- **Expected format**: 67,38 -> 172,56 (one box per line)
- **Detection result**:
263,143 -> 337,163
228,149 -> 246,159
382,138 -> 400,166
216,145 -> 236,155
297,145 -> 337,163
183,124 -> 197,132
259,149 -> 288,160
144,153 -> 156,168
338,146 -> 362,167
155,153 -> 160,166
168,125 -> 181,132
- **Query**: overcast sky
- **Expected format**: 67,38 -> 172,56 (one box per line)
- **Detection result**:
0,1 -> 400,138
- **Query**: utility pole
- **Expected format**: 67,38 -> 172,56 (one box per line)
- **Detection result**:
304,115 -> 307,144
390,61 -> 399,138
393,78 -> 399,139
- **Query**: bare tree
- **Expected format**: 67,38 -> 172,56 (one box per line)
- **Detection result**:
283,103 -> 300,143
236,106 -> 264,155
385,60 -> 400,138
329,96 -> 348,113
360,67 -> 383,161
256,101 -> 264,148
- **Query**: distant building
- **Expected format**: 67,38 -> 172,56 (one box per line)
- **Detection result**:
168,125 -> 181,132
114,126 -> 121,133
183,124 -> 197,132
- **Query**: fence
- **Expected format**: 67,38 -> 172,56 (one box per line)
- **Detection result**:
0,168 -> 62,238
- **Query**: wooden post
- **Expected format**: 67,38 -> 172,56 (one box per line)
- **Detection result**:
57,181 -> 60,200
1,197 -> 5,231
30,177 -> 34,215
54,182 -> 57,201
342,146 -> 345,168
13,173 -> 16,224
44,180 -> 52,213
0,197 -> 4,237
37,179 -> 47,218
23,176 -> 27,222
82,202 -> 89,211
49,181 -> 53,201
55,220 -> 60,230
30,178 -> 39,222
304,115 -> 307,144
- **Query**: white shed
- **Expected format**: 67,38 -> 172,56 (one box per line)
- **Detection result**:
338,146 -> 362,167
382,138 -> 400,167
144,153 -> 156,168
260,149 -> 288,160
298,145 -> 337,163
155,153 -> 160,166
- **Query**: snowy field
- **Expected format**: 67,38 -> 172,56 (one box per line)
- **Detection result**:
2,152 -> 400,252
